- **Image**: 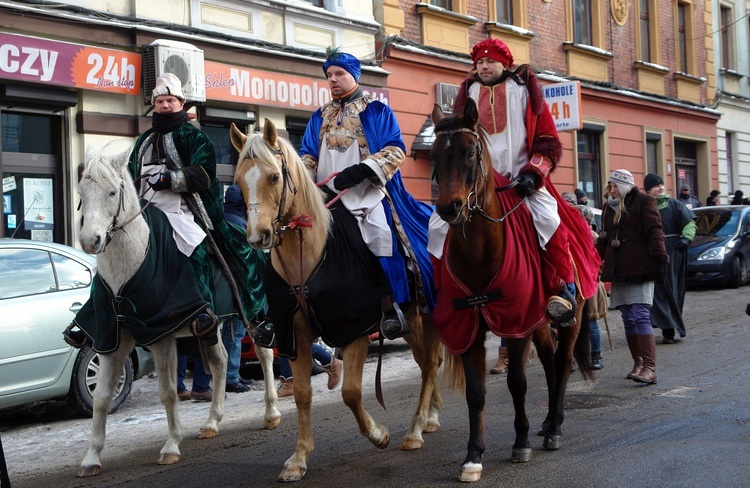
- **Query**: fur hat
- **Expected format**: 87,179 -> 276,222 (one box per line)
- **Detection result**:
643,173 -> 664,192
322,47 -> 361,82
608,169 -> 635,195
470,38 -> 514,67
151,73 -> 185,104
561,192 -> 578,205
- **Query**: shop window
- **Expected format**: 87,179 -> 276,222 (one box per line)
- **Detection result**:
285,116 -> 310,153
1,113 -> 60,155
725,132 -> 734,194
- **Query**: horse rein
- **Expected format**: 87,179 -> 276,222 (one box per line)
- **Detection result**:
434,127 -> 524,224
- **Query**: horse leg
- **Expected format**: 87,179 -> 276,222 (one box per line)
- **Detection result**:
459,338 -> 486,483
543,301 -> 586,450
341,336 -> 390,448
279,320 -> 314,482
402,310 -> 443,450
197,322 -> 228,439
533,323 -> 558,437
254,341 -> 281,429
77,334 -> 134,477
506,337 -> 533,464
147,339 -> 183,465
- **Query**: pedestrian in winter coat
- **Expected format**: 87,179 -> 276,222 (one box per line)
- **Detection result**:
643,173 -> 696,344
596,169 -> 668,385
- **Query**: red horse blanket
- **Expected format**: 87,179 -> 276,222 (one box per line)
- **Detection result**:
432,172 -> 547,354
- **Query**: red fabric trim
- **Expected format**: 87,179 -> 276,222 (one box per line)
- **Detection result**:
432,172 -> 547,354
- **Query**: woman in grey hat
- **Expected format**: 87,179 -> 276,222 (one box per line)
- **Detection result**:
595,169 -> 668,385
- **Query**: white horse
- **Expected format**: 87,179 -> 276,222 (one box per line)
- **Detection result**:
74,145 -> 280,477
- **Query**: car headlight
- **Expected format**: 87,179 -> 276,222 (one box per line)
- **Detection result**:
697,246 -> 726,261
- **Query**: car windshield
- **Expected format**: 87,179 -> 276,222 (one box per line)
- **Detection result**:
695,210 -> 740,237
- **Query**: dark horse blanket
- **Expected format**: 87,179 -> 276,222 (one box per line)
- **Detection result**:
265,198 -> 385,360
432,171 -> 547,354
74,205 -> 211,353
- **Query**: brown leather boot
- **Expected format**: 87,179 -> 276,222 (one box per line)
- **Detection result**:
490,346 -> 508,374
277,377 -> 294,398
625,334 -> 643,380
632,335 -> 657,385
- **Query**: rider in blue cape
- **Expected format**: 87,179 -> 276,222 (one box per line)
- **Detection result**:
255,48 -> 435,347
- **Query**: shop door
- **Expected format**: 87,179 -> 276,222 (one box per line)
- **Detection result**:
1,111 -> 64,243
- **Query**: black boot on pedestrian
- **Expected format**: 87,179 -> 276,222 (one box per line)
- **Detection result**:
591,351 -> 603,370
661,328 -> 680,344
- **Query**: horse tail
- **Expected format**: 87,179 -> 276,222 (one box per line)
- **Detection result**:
573,299 -> 595,381
441,347 -> 465,390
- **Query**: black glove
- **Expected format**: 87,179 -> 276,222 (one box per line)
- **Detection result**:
674,237 -> 690,251
655,262 -> 668,284
513,172 -> 539,199
334,163 -> 376,191
148,172 -> 172,192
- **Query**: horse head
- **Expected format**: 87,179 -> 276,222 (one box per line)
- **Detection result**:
231,119 -> 330,250
77,144 -> 138,254
431,97 -> 486,226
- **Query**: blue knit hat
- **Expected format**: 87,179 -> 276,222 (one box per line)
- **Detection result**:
322,47 -> 361,82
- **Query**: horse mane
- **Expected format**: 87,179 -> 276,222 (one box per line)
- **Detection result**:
82,143 -> 134,191
239,132 -> 332,234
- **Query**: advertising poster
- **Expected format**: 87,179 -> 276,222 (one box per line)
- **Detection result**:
22,178 -> 54,230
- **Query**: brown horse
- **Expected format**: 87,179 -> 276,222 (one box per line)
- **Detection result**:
230,120 -> 443,482
430,99 -> 593,482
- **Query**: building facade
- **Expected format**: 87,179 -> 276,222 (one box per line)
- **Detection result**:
376,0 -> 721,207
0,0 -> 385,245
712,0 -> 750,203
0,0 -> 728,247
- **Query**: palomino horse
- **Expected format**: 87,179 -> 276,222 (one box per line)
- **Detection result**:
230,120 -> 443,482
430,99 -> 593,482
74,145 -> 279,477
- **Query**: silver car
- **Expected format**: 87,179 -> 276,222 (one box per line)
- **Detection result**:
0,238 -> 154,416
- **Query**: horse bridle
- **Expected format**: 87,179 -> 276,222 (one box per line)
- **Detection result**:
79,173 -> 153,250
434,127 -> 525,224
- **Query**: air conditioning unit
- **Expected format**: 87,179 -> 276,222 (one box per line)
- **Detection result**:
142,40 -> 206,104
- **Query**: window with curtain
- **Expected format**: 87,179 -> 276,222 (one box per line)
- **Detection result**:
639,0 -> 651,62
573,0 -> 592,45
677,2 -> 688,72
720,5 -> 736,70
495,0 -> 513,24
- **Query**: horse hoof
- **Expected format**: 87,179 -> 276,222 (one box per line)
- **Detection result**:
76,465 -> 101,477
157,452 -> 180,465
279,464 -> 306,482
511,447 -> 532,463
197,427 -> 218,439
423,421 -> 441,433
265,415 -> 281,430
401,436 -> 423,450
374,430 -> 390,449
459,463 -> 482,482
543,434 -> 563,450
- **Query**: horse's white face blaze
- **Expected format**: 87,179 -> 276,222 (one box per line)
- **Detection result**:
238,155 -> 283,250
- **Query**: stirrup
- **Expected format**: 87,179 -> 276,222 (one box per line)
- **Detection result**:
380,302 -> 409,340
63,323 -> 89,349
250,319 -> 277,348
191,309 -> 219,346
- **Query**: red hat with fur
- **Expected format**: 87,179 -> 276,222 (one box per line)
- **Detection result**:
470,38 -> 514,67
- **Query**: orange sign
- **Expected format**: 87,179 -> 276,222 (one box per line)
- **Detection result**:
204,60 -> 389,111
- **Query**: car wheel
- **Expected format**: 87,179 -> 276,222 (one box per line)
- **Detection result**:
311,340 -> 340,375
729,256 -> 746,289
67,346 -> 134,417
